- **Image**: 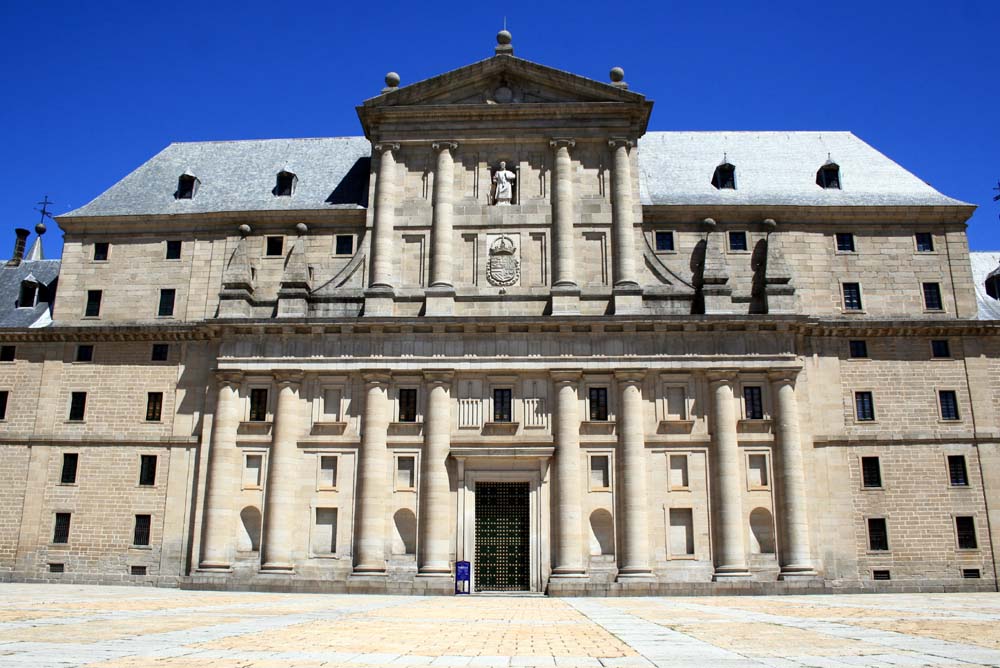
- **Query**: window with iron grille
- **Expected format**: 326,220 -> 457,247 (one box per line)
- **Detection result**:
963,568 -> 982,579
849,340 -> 868,359
589,387 -> 608,421
915,233 -> 934,252
68,392 -> 87,421
249,388 -> 268,422
158,289 -> 176,317
867,518 -> 889,551
842,283 -> 863,311
948,455 -> 969,486
53,513 -> 71,544
146,392 -> 163,422
855,391 -> 875,421
931,339 -> 951,358
654,231 -> 674,252
0,390 -> 8,421
835,233 -> 855,252
131,565 -> 147,576
61,453 -> 78,484
0,345 -> 14,361
85,290 -> 102,317
93,242 -> 109,262
872,569 -> 891,581
493,388 -> 512,423
49,563 -> 64,573
939,390 -> 960,421
133,514 -> 151,546
956,516 -> 977,549
165,240 -> 182,260
861,456 -> 882,488
151,343 -> 169,362
75,344 -> 94,363
398,388 -> 418,423
743,386 -> 764,419
728,231 -> 748,251
923,282 -> 943,310
139,455 -> 157,486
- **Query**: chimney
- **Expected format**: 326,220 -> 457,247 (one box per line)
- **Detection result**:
7,228 -> 30,267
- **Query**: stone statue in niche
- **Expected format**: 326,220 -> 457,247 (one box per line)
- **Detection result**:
487,234 -> 520,287
491,161 -> 516,205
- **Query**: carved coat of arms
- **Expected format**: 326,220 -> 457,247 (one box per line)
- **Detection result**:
487,235 -> 519,287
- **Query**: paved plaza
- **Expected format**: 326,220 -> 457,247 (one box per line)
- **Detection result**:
1,585 -> 1000,667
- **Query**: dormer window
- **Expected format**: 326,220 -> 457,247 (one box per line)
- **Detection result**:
711,162 -> 736,190
176,172 -> 199,199
275,170 -> 297,197
18,280 -> 38,308
986,274 -> 1000,300
817,162 -> 841,189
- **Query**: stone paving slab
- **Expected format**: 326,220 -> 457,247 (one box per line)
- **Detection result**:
1,584 -> 999,667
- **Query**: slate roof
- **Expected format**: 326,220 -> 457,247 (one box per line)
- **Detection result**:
0,257 -> 59,328
61,131 -> 967,219
969,252 -> 1000,320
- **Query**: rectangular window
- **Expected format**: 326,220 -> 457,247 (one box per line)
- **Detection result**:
872,569 -> 891,581
85,290 -> 102,317
319,455 -> 338,489
0,390 -> 8,421
835,232 -> 855,252
53,513 -> 71,544
244,454 -> 263,488
842,283 -> 863,311
313,508 -> 337,555
956,516 -> 978,549
265,236 -> 284,256
588,387 -> 609,421
948,455 -> 969,486
334,235 -> 354,256
669,455 -> 689,490
133,514 -> 151,546
963,568 -> 982,579
748,454 -> 769,488
0,345 -> 14,361
165,240 -> 182,260
145,392 -> 163,422
923,282 -> 943,311
131,565 -> 148,576
665,386 -> 687,420
728,231 -> 748,252
322,388 -> 342,421
61,453 -> 79,484
68,392 -> 87,421
249,388 -> 268,422
669,508 -> 695,556
493,388 -> 512,423
654,231 -> 675,252
915,232 -> 934,252
49,563 -> 65,573
93,242 -> 109,262
849,340 -> 868,359
590,455 -> 610,489
75,344 -> 94,363
398,388 -> 418,423
867,517 -> 889,551
397,456 -> 416,489
157,289 -> 176,317
931,339 -> 951,358
151,343 -> 169,362
939,390 -> 960,421
861,456 -> 882,488
743,386 -> 763,420
855,391 -> 875,421
139,455 -> 157,486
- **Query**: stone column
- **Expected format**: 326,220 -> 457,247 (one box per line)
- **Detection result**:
354,372 -> 391,574
550,370 -> 586,578
430,142 -> 457,288
260,371 -> 303,572
550,139 -> 577,289
418,371 -> 453,576
609,138 -> 637,287
199,372 -> 242,571
369,143 -> 399,291
770,371 -> 818,578
708,371 -> 750,578
616,370 -> 653,579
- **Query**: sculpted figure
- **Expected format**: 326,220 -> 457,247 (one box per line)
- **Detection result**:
491,161 -> 516,205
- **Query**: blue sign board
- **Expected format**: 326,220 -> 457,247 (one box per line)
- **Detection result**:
455,560 -> 471,595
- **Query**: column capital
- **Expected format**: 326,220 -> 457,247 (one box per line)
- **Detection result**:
706,369 -> 740,385
214,370 -> 243,388
423,370 -> 454,385
273,370 -> 304,387
550,369 -> 582,385
549,138 -> 576,150
614,369 -> 646,385
373,142 -> 400,153
362,370 -> 392,387
431,141 -> 458,152
768,369 -> 800,385
608,137 -> 634,149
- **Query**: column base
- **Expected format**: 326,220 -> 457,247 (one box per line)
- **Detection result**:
350,571 -> 388,579
778,566 -> 819,580
416,570 -> 453,578
616,568 -> 655,582
196,562 -> 232,573
363,287 -> 394,317
550,285 -> 580,316
550,567 -> 588,579
424,286 -> 456,316
713,566 -> 752,580
260,563 -> 294,574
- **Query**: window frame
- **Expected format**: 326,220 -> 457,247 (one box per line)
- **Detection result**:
834,232 -> 856,253
914,232 -> 936,253
588,453 -> 612,491
165,240 -> 182,260
75,344 -> 94,363
151,343 -> 170,362
667,506 -> 696,559
922,281 -> 944,312
92,242 -> 110,263
491,386 -> 514,424
860,455 -> 883,489
741,385 -> 765,420
67,391 -> 87,422
841,281 -> 864,313
746,451 -> 770,490
848,339 -> 869,360
397,387 -> 419,424
138,454 -> 157,487
938,389 -> 961,422
866,516 -> 890,552
653,230 -> 676,253
0,389 -> 7,422
132,514 -> 152,547
84,289 -> 103,318
587,386 -> 610,422
246,385 -> 271,423
310,506 -> 339,558
930,339 -> 952,359
60,452 -> 79,486
853,390 -> 876,423
157,288 -> 176,318
394,453 -> 418,492
317,454 -> 339,491
0,345 -> 14,362
947,454 -> 969,487
242,452 -> 265,490
264,236 -> 285,257
145,392 -> 163,423
954,515 -> 978,551
333,234 -> 355,257
726,230 -> 749,253
668,453 -> 690,491
52,512 -> 72,545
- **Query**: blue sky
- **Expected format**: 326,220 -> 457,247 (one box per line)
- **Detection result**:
1,1 -> 997,257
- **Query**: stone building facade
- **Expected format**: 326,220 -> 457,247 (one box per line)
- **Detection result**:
2,34 -> 999,595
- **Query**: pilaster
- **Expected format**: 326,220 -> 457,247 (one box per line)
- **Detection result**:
550,138 -> 579,315
365,143 -> 399,317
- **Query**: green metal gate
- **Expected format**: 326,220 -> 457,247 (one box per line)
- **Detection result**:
474,481 -> 530,592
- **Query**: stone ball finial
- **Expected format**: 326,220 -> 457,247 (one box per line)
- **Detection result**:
384,71 -> 400,88
497,29 -> 512,45
762,218 -> 777,230
702,217 -> 717,229
610,67 -> 625,82
238,223 -> 251,237
35,222 -> 46,236
295,222 -> 309,236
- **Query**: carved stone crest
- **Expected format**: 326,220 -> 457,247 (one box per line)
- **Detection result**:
487,234 -> 520,287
